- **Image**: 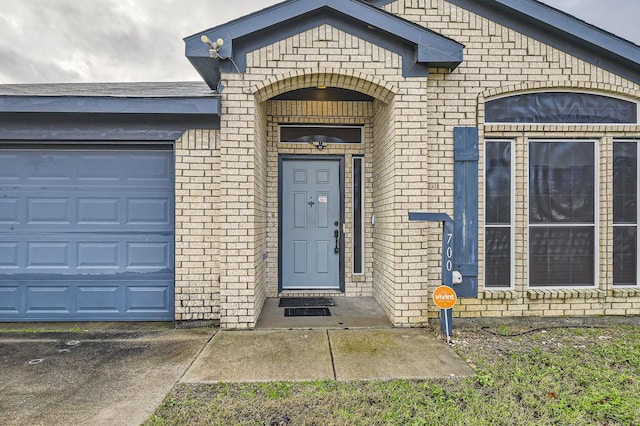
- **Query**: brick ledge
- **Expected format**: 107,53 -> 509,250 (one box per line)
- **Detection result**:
612,288 -> 640,297
482,290 -> 517,299
527,289 -> 605,300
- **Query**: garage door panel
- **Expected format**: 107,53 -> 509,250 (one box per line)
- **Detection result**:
0,242 -> 19,268
127,285 -> 171,312
0,198 -> 19,223
126,197 -> 172,225
27,197 -> 71,224
1,275 -> 173,320
26,154 -> 74,181
77,153 -> 128,181
4,191 -> 173,231
26,285 -> 72,314
127,153 -> 173,183
77,198 -> 121,224
0,286 -> 21,315
77,242 -> 120,269
4,234 -> 173,274
1,151 -> 172,188
0,149 -> 175,321
26,242 -> 70,269
126,241 -> 171,270
76,286 -> 121,314
0,153 -> 21,180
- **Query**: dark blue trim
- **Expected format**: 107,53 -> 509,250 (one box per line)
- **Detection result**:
408,211 -> 455,334
408,212 -> 452,223
408,212 -> 454,287
0,95 -> 221,115
0,95 -> 221,140
448,0 -> 640,85
0,113 -> 219,141
186,57 -> 222,91
185,0 -> 463,88
453,127 -> 479,298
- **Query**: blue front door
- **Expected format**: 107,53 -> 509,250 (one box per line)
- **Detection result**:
280,158 -> 343,290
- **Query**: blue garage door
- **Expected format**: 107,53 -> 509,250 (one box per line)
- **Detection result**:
0,148 -> 175,321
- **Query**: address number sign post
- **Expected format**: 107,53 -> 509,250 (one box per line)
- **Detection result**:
408,212 -> 457,339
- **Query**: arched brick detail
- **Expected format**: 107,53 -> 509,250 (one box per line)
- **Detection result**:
253,68 -> 397,104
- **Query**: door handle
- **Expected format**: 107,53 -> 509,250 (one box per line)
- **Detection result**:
334,229 -> 340,253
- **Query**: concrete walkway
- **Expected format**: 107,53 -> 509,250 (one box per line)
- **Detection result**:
182,328 -> 473,383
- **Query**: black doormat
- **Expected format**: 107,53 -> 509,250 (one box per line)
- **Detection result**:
284,307 -> 332,317
279,297 -> 335,308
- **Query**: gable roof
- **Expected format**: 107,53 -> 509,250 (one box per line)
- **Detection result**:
184,0 -> 464,90
186,0 -> 640,89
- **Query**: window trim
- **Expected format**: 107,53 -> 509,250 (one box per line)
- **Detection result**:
527,139 -> 600,290
613,139 -> 640,287
485,90 -> 639,125
484,139 -> 515,290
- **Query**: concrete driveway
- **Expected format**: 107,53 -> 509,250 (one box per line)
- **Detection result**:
0,324 -> 214,426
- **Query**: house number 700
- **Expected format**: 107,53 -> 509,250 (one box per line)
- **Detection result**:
445,233 -> 453,272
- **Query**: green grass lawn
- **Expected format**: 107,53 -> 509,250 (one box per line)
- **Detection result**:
144,324 -> 640,425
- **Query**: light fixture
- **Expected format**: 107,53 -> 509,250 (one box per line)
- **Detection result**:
311,141 -> 325,150
200,35 -> 224,59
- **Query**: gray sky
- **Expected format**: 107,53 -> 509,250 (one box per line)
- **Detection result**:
0,0 -> 638,84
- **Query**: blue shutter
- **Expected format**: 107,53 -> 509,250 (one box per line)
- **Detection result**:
453,127 -> 479,297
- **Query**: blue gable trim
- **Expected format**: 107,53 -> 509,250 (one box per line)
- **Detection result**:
184,0 -> 464,89
187,56 -> 222,93
448,0 -> 640,85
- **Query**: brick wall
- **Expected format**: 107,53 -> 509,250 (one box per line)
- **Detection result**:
179,0 -> 639,327
174,129 -> 220,321
372,97 -> 400,322
217,72 -> 261,329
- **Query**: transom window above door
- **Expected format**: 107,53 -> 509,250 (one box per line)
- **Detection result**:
279,124 -> 364,148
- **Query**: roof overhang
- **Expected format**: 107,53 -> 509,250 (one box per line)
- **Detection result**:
0,95 -> 221,116
0,93 -> 221,140
184,0 -> 464,90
